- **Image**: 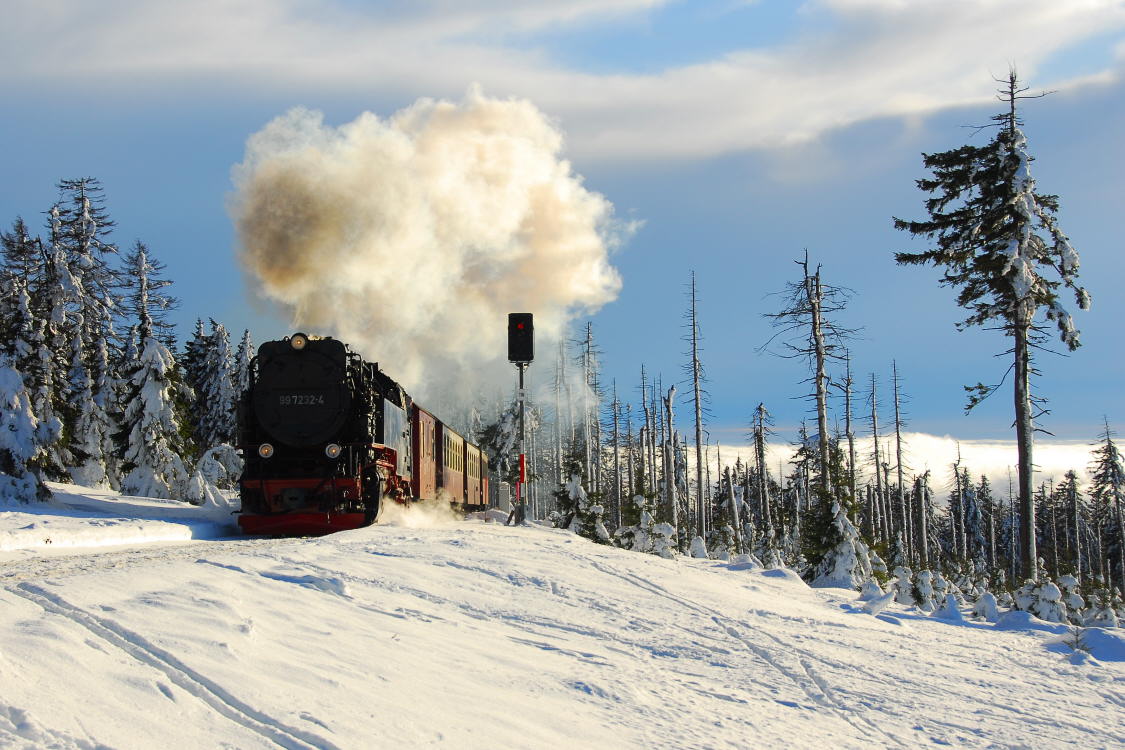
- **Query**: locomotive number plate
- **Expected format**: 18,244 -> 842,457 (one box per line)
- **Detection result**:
278,393 -> 326,406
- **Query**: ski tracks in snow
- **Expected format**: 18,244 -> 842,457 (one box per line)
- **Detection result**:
580,556 -> 907,748
7,581 -> 340,750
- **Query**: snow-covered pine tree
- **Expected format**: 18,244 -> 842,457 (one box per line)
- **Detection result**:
895,71 -> 1089,582
114,243 -> 187,499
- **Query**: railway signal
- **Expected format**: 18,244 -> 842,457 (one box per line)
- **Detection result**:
508,312 -> 534,363
507,313 -> 533,525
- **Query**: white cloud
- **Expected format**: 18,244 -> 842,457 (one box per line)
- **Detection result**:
2,0 -> 1123,159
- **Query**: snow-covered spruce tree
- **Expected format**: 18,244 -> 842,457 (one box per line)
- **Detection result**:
180,318 -> 210,447
196,321 -> 237,450
804,438 -> 873,589
811,498 -> 875,589
961,467 -> 989,574
23,216 -> 74,479
895,71 -> 1089,582
114,243 -> 187,499
233,329 -> 254,398
0,357 -> 43,504
478,399 -> 521,489
0,273 -> 47,502
615,494 -> 656,553
1089,421 -> 1125,596
183,444 -> 243,507
554,445 -> 610,544
53,178 -> 122,488
915,570 -> 937,613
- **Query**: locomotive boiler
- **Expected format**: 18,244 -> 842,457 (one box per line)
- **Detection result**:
237,332 -> 489,535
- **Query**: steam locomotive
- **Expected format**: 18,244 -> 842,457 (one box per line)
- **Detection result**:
237,333 -> 489,535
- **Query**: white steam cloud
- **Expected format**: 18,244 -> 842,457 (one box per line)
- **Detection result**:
230,87 -> 627,402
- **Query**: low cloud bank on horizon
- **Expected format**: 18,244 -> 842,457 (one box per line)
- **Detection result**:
709,431 -> 1103,495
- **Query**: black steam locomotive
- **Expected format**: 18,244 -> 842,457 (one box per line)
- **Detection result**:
237,333 -> 489,535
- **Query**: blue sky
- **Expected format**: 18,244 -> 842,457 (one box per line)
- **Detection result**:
2,0 -> 1123,444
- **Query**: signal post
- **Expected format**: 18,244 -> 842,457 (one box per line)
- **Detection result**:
507,313 -> 533,525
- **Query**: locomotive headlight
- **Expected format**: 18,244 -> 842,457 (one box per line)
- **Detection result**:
290,332 -> 308,351
258,443 -> 275,458
325,443 -> 342,459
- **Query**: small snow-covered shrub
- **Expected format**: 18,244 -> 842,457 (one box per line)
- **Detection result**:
972,592 -> 1000,622
651,522 -> 677,559
893,566 -> 915,606
1032,581 -> 1067,624
915,571 -> 936,613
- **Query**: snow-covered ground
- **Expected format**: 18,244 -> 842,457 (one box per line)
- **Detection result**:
2,485 -> 1124,749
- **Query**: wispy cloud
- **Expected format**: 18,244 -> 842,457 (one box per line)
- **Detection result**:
3,0 -> 1123,159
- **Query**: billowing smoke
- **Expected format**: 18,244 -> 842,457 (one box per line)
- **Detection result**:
230,88 -> 627,407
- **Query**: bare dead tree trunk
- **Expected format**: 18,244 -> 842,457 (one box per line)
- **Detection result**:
1068,475 -> 1081,582
800,257 -> 832,496
870,374 -> 887,544
611,382 -> 621,528
844,351 -> 857,504
953,447 -> 966,561
915,472 -> 930,568
892,361 -> 909,562
754,404 -> 773,533
726,465 -> 743,554
625,403 -> 635,500
689,272 -> 706,542
581,323 -> 592,485
554,342 -> 564,484
663,385 -> 678,541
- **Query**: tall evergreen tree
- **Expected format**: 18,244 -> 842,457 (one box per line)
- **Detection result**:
894,71 -> 1089,581
114,243 -> 187,498
0,273 -> 48,502
1089,422 -> 1125,595
233,329 -> 254,397
196,320 -> 237,450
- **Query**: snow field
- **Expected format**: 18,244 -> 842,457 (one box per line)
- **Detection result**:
1,487 -> 1124,748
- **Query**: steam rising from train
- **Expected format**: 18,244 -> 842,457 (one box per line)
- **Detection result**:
230,87 -> 627,403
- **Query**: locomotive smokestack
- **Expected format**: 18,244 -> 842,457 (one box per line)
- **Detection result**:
230,87 -> 628,403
